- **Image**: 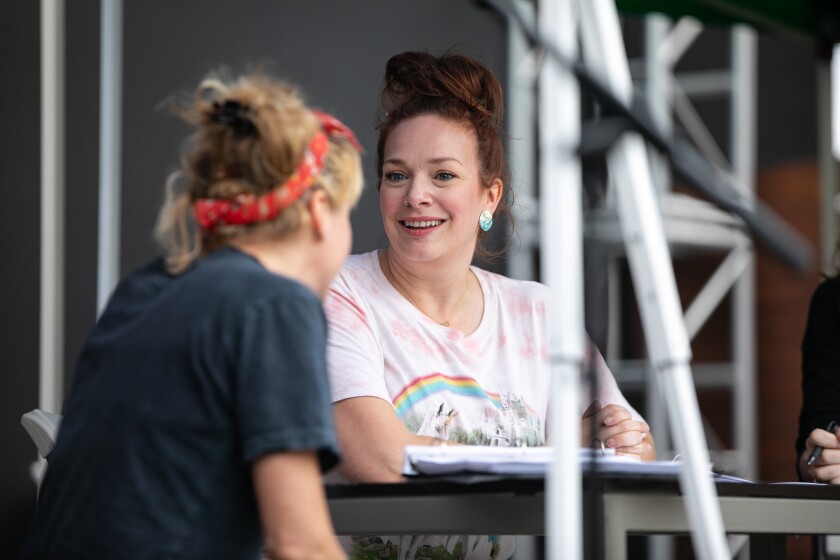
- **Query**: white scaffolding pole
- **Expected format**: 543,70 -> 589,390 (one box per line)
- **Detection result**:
540,0 -> 585,558
644,14 -> 674,197
97,0 -> 123,314
820,49 -> 839,275
40,0 -> 65,415
507,0 -> 538,282
730,25 -> 758,482
507,6 -> 539,557
578,0 -> 729,557
642,29 -> 674,546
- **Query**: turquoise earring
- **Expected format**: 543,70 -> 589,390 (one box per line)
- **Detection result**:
479,210 -> 493,232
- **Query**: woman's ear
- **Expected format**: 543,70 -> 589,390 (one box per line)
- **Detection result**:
486,179 -> 503,213
307,190 -> 330,241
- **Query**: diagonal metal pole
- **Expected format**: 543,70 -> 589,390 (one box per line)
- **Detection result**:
578,1 -> 729,558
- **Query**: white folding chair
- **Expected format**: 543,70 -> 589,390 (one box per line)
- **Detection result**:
21,409 -> 61,458
20,408 -> 62,488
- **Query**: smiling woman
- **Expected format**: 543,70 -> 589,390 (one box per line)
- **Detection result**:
380,114 -> 501,275
324,51 -> 655,560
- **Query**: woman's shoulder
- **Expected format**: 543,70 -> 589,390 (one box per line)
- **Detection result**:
209,248 -> 314,295
473,267 -> 548,300
816,275 -> 840,295
325,252 -> 398,334
328,251 -> 397,315
332,251 -> 382,292
340,251 -> 380,274
809,276 -> 840,312
182,250 -> 322,322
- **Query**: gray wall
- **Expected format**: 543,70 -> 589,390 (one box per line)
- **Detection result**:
2,0 -> 506,553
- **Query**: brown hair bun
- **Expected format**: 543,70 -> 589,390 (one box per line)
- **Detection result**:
376,51 -> 513,261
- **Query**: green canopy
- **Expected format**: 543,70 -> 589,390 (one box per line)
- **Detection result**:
616,0 -> 840,44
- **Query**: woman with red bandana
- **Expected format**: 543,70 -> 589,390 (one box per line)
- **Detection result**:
21,73 -> 362,560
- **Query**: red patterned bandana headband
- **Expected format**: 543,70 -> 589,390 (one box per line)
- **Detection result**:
194,110 -> 362,231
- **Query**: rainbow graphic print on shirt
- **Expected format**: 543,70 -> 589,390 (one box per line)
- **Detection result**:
393,372 -> 543,448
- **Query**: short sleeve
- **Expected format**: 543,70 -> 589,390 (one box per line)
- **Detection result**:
235,291 -> 339,472
582,342 -> 644,422
324,280 -> 391,404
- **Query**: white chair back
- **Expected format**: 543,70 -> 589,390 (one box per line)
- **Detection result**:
21,409 -> 62,458
21,408 -> 62,490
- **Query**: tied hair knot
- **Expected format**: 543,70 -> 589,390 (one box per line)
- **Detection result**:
194,110 -> 362,232
212,100 -> 257,137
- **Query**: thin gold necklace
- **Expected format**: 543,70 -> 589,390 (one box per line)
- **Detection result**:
384,254 -> 469,327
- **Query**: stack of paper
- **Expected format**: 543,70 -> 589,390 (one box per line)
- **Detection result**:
402,445 -> 684,477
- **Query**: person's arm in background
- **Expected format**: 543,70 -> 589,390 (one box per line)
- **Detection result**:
254,452 -> 345,560
798,279 -> 840,482
799,425 -> 840,483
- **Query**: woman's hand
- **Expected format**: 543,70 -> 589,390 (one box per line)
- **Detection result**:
800,426 -> 840,483
581,400 -> 655,461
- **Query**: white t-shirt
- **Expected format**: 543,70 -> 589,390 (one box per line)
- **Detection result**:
326,251 -> 640,442
324,251 -> 642,560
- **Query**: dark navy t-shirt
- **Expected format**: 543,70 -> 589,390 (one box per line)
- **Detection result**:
21,248 -> 340,559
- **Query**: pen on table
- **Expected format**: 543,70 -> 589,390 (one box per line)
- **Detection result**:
806,420 -> 839,467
